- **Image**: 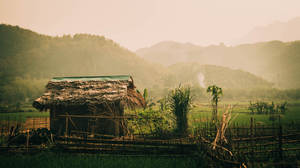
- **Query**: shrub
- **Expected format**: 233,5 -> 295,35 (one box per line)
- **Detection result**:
168,86 -> 192,136
127,108 -> 174,137
248,101 -> 288,121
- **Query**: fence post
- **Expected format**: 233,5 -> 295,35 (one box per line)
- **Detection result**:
26,129 -> 30,152
7,117 -> 10,135
278,116 -> 283,160
236,124 -> 240,160
33,118 -> 35,130
250,117 -> 254,167
65,116 -> 68,138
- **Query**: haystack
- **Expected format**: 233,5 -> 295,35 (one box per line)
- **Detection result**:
33,75 -> 145,137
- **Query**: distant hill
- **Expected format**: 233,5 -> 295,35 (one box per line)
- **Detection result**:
0,24 -> 164,88
163,63 -> 272,89
0,24 -> 280,104
136,41 -> 300,89
236,17 -> 300,44
0,24 -> 166,103
136,41 -> 202,66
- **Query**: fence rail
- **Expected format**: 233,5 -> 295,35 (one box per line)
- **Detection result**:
1,116 -> 300,167
195,117 -> 300,167
0,117 -> 49,136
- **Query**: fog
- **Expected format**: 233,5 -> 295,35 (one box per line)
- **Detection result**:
1,0 -> 300,50
197,73 -> 205,88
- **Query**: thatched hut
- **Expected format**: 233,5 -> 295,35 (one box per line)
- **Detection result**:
33,75 -> 145,137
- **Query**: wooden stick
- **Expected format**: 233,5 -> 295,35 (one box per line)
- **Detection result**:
65,116 -> 68,137
57,114 -> 136,119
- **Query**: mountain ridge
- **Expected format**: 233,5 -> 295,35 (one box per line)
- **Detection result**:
0,24 -> 281,103
136,40 -> 300,89
236,17 -> 300,45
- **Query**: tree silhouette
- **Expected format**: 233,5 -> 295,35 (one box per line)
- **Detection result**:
207,85 -> 223,123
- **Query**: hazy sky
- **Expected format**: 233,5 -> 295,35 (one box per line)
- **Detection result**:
1,0 -> 300,50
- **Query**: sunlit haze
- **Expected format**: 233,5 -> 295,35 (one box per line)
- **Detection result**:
1,0 -> 300,50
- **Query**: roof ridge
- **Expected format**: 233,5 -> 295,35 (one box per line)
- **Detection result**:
51,75 -> 131,82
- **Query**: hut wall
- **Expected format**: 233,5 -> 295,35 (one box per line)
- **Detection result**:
50,103 -> 125,137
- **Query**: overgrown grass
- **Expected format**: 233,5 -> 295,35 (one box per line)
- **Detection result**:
0,111 -> 49,122
189,101 -> 300,127
1,100 -> 299,127
0,103 -> 48,122
0,152 -> 205,168
169,86 -> 192,135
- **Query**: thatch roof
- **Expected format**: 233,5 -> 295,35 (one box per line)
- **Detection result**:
33,75 -> 145,111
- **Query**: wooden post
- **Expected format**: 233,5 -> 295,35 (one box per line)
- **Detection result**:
26,129 -> 29,152
237,124 -> 240,156
50,108 -> 55,133
115,116 -> 120,137
33,118 -> 35,130
7,117 -> 10,135
250,117 -> 254,167
278,115 -> 283,160
65,116 -> 68,137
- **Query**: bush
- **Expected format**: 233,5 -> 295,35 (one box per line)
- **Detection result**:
168,86 -> 192,136
248,101 -> 288,121
127,107 -> 174,137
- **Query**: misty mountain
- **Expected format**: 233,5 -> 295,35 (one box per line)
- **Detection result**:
0,24 -> 164,88
162,63 -> 272,89
136,41 -> 203,66
0,24 -> 279,104
236,17 -> 300,44
136,41 -> 300,89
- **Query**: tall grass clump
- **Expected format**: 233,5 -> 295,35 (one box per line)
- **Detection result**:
169,86 -> 192,136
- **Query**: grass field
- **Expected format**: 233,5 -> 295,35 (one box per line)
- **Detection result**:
0,101 -> 299,126
0,103 -> 49,122
0,152 -> 205,168
0,111 -> 49,122
0,101 -> 299,167
189,101 -> 300,127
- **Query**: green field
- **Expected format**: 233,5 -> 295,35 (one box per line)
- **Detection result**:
0,101 -> 299,167
189,101 -> 300,127
0,152 -> 204,168
0,111 -> 49,122
1,101 -> 300,126
0,103 -> 48,121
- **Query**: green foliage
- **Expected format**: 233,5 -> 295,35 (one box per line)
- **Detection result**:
142,88 -> 155,109
206,85 -> 223,104
277,101 -> 288,114
143,88 -> 148,101
127,108 -> 174,137
0,24 -> 163,105
0,77 -> 47,105
168,86 -> 192,135
206,85 -> 223,123
158,97 -> 168,112
248,101 -> 288,121
0,24 -> 300,108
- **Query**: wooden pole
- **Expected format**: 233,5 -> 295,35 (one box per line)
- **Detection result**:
237,124 -> 240,156
278,115 -> 283,160
65,116 -> 68,137
26,129 -> 29,152
250,117 -> 254,167
33,118 -> 35,130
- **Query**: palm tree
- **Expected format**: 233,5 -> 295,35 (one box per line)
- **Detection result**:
207,85 -> 223,123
